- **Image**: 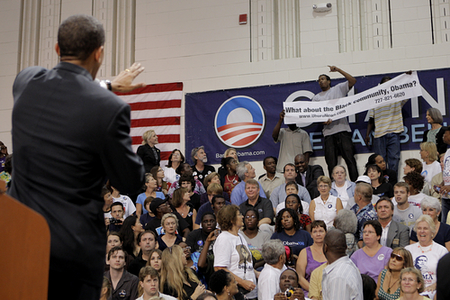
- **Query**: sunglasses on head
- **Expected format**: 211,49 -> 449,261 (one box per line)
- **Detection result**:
390,253 -> 404,262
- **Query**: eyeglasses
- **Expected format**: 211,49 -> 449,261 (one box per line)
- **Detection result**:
390,253 -> 404,262
362,230 -> 376,235
245,215 -> 257,219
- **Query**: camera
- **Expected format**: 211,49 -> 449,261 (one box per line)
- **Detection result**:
109,218 -> 122,224
284,287 -> 295,299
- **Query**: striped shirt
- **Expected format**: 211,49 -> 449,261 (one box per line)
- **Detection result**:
322,256 -> 363,300
368,100 -> 406,138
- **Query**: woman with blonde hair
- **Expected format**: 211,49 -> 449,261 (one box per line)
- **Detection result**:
137,130 -> 161,172
375,247 -> 414,300
309,176 -> 343,229
161,244 -> 205,300
419,142 -> 441,190
146,249 -> 163,273
405,215 -> 448,295
173,187 -> 197,231
396,267 -> 426,300
157,213 -> 183,251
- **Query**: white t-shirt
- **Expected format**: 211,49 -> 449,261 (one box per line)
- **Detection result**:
444,149 -> 450,186
312,195 -> 338,229
408,193 -> 433,209
112,195 -> 136,218
334,181 -> 349,208
405,241 -> 448,287
422,161 -> 441,184
213,230 -> 257,299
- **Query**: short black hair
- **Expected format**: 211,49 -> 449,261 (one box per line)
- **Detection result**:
58,14 -> 105,61
110,202 -> 124,210
211,195 -> 225,205
263,156 -> 278,166
363,220 -> 382,237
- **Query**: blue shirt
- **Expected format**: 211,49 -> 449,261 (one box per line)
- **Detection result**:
271,229 -> 313,256
136,191 -> 164,215
351,203 -> 378,241
230,181 -> 267,206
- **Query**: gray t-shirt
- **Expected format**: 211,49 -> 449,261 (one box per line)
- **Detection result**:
393,204 -> 423,232
312,81 -> 351,136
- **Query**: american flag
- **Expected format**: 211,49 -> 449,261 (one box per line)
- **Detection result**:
116,82 -> 183,165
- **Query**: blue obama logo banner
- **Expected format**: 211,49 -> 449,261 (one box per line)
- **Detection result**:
185,68 -> 449,165
215,96 -> 265,149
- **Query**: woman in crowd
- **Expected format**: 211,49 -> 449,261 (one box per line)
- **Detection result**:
285,193 -> 311,233
296,220 -> 327,297
161,244 -> 205,300
397,268 -> 426,300
220,157 -> 240,197
409,197 -> 450,251
419,142 -> 441,190
330,165 -> 355,209
351,220 -> 392,283
173,187 -> 197,231
403,158 -> 423,175
423,107 -> 447,154
136,173 -> 165,218
168,165 -> 206,198
309,176 -> 343,229
375,247 -> 413,300
99,277 -> 111,300
366,154 -> 398,185
151,165 -> 169,196
213,205 -> 257,300
157,213 -> 183,251
272,208 -> 313,264
106,181 -> 137,218
137,130 -> 160,173
217,148 -> 239,179
405,215 -> 448,294
333,209 -> 358,256
275,181 -> 310,216
146,248 -> 163,274
104,232 -> 133,271
200,172 -> 229,206
240,208 -> 271,270
403,172 -> 427,208
164,149 -> 185,184
365,164 -> 393,198
119,215 -> 144,258
208,269 -> 239,300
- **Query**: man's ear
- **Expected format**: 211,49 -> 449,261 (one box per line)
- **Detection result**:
94,46 -> 104,62
55,43 -> 60,56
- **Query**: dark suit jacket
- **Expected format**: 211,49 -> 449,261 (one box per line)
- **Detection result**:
295,165 -> 324,199
386,220 -> 410,249
137,143 -> 161,172
9,62 -> 145,288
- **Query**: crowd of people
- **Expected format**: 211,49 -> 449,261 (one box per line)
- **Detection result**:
3,13 -> 450,300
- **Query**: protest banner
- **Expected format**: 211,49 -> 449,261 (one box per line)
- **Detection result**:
283,72 -> 422,124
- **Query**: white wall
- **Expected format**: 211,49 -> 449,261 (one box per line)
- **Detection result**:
1,0 -> 448,179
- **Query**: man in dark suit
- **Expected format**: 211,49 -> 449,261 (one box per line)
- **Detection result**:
9,14 -> 145,300
375,197 -> 409,249
294,153 -> 324,199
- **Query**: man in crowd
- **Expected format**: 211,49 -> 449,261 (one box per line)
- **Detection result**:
393,182 -> 422,231
438,127 -> 450,222
270,163 -> 311,209
312,66 -> 358,181
9,14 -> 145,299
239,179 -> 274,226
365,75 -> 407,175
127,231 -> 158,276
322,229 -> 363,300
272,109 -> 313,173
350,182 -> 378,247
194,184 -> 227,229
105,246 -> 139,300
109,202 -> 125,232
258,239 -> 287,300
259,156 -> 283,199
231,161 -> 266,205
136,266 -> 177,300
294,153 -> 324,199
191,146 -> 215,187
375,197 -> 409,249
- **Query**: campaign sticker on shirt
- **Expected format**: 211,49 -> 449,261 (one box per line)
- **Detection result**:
408,213 -> 414,219
119,290 -> 127,298
378,254 -> 385,261
258,208 -> 263,214
197,240 -> 204,246
328,204 -> 333,209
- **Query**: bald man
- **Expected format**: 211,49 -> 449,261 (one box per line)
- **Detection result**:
322,229 -> 363,300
